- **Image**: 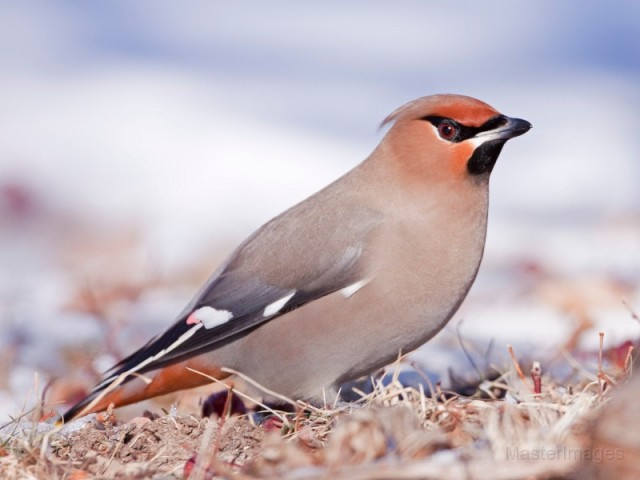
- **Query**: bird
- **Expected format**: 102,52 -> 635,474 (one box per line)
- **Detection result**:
62,94 -> 531,421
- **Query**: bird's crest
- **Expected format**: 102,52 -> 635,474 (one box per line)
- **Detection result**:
380,94 -> 499,129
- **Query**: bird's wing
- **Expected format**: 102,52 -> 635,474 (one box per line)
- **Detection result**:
104,243 -> 365,378
80,192 -> 382,401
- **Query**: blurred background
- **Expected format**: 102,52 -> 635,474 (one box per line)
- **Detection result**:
1,1 -> 639,420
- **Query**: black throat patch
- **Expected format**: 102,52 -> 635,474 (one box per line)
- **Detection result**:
467,140 -> 506,175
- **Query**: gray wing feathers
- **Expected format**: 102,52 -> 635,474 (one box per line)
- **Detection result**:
103,187 -> 382,377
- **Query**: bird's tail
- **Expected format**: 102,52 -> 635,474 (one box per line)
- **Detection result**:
60,357 -> 229,423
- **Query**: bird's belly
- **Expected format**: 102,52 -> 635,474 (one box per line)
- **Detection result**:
215,218 -> 487,403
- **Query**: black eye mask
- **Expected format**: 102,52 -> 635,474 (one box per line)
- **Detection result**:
422,115 -> 508,143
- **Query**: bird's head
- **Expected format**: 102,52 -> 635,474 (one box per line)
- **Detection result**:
379,94 -> 531,185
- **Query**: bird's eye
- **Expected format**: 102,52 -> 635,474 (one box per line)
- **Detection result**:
437,122 -> 457,141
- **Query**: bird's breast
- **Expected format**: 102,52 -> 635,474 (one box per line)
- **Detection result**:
362,187 -> 489,347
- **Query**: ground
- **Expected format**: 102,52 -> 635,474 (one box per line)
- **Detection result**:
0,354 -> 631,479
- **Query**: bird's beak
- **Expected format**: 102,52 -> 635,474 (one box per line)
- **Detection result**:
466,115 -> 531,154
488,116 -> 532,140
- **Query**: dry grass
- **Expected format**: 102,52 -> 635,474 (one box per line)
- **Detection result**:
0,345 -> 625,480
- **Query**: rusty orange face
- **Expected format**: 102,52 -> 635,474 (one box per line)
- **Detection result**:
381,94 -> 531,184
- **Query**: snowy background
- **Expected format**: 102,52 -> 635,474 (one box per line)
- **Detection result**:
1,1 -> 639,420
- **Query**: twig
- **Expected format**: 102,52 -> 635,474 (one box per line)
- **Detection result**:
455,320 -> 483,380
186,367 -> 291,427
622,299 -> 640,324
220,367 -> 300,409
506,345 -> 530,392
598,331 -> 608,392
624,345 -> 634,376
530,361 -> 542,396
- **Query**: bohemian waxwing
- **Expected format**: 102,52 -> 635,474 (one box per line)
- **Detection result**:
63,94 -> 531,421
